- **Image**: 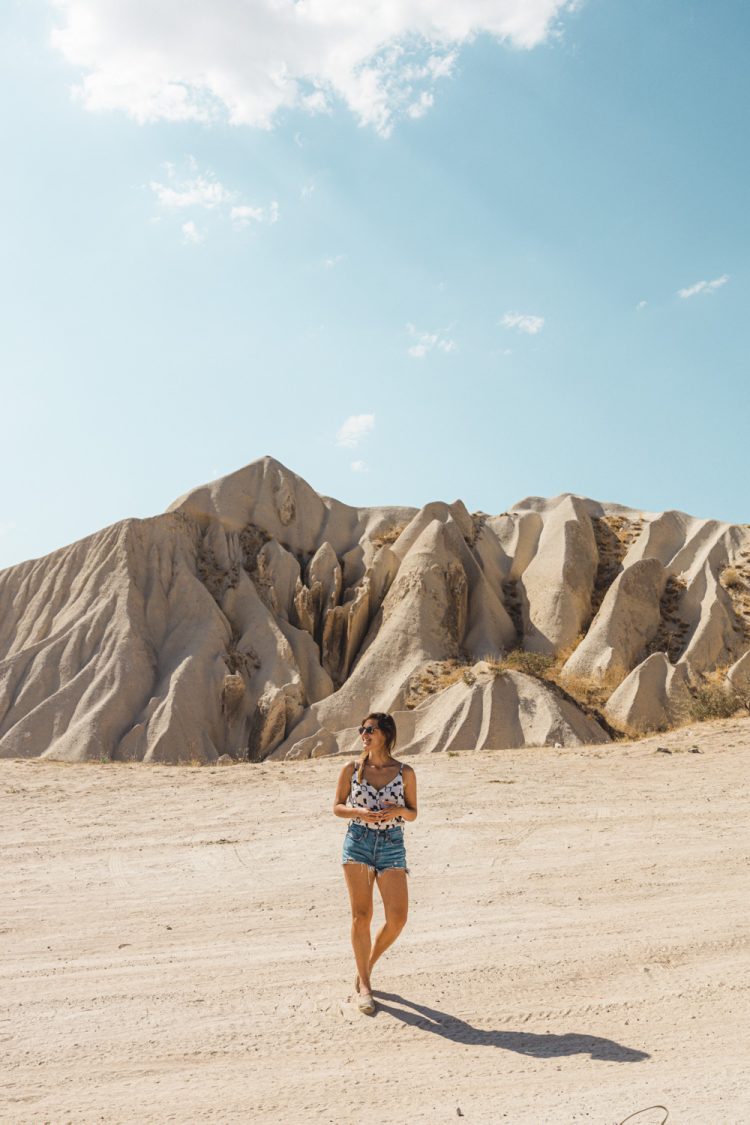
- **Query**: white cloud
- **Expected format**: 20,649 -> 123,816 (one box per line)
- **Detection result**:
337,414 -> 375,448
150,174 -> 233,210
406,323 -> 456,358
150,158 -> 278,237
501,311 -> 545,335
677,274 -> 729,300
181,220 -> 203,243
230,204 -> 264,225
323,254 -> 345,269
230,200 -> 279,227
636,300 -> 647,310
351,460 -> 368,473
406,91 -> 434,119
51,1 -> 577,136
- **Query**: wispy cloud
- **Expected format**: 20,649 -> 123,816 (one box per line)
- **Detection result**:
181,220 -> 203,244
51,2 -> 577,137
636,300 -> 647,311
677,274 -> 729,300
230,201 -> 279,228
149,158 -> 278,239
406,324 -> 456,359
351,460 -> 368,473
0,520 -> 18,537
501,311 -> 545,335
323,254 -> 346,269
406,91 -> 435,119
150,175 -> 232,210
337,414 -> 375,448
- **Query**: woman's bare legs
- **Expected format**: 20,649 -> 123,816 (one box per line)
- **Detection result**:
369,869 -> 408,977
343,863 -> 375,992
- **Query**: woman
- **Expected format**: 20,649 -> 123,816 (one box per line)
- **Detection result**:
332,712 -> 418,1016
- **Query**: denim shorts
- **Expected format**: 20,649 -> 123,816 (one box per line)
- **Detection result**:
342,822 -> 408,875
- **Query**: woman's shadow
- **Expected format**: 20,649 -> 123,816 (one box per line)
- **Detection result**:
373,991 -> 649,1062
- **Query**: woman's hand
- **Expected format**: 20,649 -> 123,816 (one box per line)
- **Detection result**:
355,807 -> 383,824
374,803 -> 402,822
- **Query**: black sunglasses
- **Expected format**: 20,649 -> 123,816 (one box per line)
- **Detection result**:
358,725 -> 378,735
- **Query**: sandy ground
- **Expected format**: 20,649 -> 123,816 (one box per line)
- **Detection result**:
1,719 -> 749,1125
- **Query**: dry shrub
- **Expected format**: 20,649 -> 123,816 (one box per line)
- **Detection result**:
720,566 -> 745,591
682,664 -> 749,722
554,671 -> 615,713
553,633 -> 587,666
486,647 -> 608,705
372,523 -> 407,549
486,650 -> 555,679
404,660 -> 469,709
689,681 -> 744,722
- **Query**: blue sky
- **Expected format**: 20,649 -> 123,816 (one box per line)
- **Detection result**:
1,0 -> 748,570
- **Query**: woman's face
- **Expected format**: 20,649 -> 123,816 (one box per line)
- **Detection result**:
360,717 -> 387,755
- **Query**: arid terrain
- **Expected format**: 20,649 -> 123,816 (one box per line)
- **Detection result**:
2,716 -> 748,1124
3,457 -> 750,769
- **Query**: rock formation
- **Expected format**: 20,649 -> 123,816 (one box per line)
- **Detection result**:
1,457 -> 749,762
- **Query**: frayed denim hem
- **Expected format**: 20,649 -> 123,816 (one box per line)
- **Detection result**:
342,860 -> 410,877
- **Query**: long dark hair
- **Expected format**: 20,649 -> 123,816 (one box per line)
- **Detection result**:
357,712 -> 397,782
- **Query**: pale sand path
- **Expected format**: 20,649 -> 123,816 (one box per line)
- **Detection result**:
1,719 -> 749,1124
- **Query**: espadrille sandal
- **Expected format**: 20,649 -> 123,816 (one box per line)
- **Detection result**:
358,990 -> 375,1016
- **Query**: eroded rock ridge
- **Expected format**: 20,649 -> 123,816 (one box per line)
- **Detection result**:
1,457 -> 748,762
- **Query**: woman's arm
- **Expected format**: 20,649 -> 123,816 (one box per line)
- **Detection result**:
332,762 -> 382,822
400,764 -> 418,821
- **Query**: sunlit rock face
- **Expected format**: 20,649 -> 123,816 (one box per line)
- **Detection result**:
2,457 -> 749,762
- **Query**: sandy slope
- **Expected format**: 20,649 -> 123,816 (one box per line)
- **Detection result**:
1,719 -> 749,1125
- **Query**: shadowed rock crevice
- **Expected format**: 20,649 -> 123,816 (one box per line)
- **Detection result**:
719,558 -> 750,646
501,579 -> 524,642
196,536 -> 240,603
589,515 -> 642,620
238,522 -> 272,577
645,575 -> 691,663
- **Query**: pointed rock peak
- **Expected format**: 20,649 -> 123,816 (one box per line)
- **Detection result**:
307,541 -> 340,580
510,495 -> 551,513
167,455 -> 312,515
447,499 -> 475,541
510,492 -> 592,516
165,455 -> 336,544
